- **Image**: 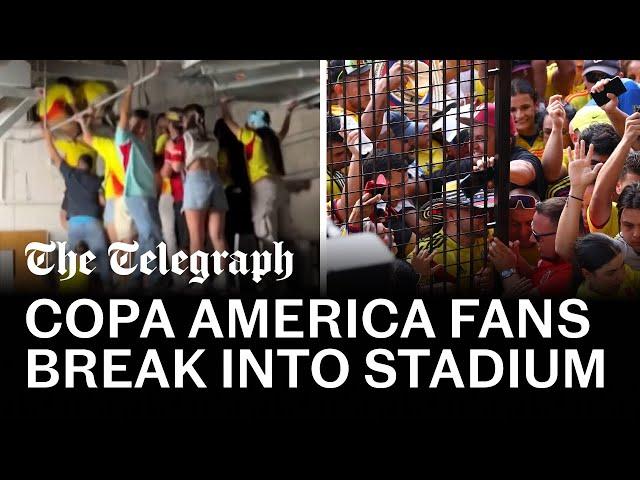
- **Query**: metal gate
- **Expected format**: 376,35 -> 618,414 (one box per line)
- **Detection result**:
327,59 -> 512,295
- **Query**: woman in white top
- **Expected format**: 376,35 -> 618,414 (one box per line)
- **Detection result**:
165,104 -> 229,260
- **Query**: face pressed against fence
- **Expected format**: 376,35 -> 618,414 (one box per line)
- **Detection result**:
327,60 -> 512,295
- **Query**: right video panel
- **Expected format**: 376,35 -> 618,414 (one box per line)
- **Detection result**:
325,59 -> 640,300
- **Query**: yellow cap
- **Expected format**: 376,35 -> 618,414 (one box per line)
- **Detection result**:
570,105 -> 612,134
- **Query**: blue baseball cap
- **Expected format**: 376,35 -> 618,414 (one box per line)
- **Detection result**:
387,111 -> 427,139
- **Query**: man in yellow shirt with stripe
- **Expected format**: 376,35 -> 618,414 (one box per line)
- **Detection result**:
588,112 -> 640,269
407,188 -> 495,293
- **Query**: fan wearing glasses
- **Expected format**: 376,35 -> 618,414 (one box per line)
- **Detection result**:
507,188 -> 540,273
489,196 -> 573,297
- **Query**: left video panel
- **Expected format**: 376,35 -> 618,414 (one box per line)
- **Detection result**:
0,60 -> 320,295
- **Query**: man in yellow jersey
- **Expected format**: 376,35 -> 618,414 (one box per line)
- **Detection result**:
408,188 -> 495,293
220,96 -> 298,246
36,77 -> 78,126
74,112 -> 125,244
588,113 -> 640,269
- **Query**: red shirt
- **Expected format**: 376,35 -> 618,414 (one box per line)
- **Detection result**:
531,259 -> 573,297
164,136 -> 185,202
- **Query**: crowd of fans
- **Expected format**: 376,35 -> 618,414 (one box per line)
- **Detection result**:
37,75 -> 301,293
327,59 -> 640,299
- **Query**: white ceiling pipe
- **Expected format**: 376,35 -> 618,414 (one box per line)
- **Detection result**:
213,68 -> 319,91
197,60 -> 303,76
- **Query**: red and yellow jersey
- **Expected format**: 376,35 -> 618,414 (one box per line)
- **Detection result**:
37,83 -> 76,121
90,136 -> 124,200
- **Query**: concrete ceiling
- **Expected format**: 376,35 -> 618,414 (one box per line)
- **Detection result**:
178,60 -> 320,105
0,60 -> 320,139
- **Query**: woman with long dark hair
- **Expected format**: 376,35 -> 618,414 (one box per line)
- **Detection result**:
220,97 -> 297,247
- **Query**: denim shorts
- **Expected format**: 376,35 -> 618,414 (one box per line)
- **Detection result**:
183,170 -> 228,211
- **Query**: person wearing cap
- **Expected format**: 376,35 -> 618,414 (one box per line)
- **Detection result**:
489,197 -> 573,297
408,187 -> 495,291
380,110 -> 443,200
352,150 -> 423,258
220,96 -> 298,246
328,60 -> 373,128
581,60 -> 640,116
590,77 -> 640,152
472,102 -> 548,199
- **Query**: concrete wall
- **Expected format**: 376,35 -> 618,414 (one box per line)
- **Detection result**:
0,63 -> 319,242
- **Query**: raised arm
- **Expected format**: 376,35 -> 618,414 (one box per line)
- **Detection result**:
341,129 -> 366,220
278,101 -> 298,141
540,95 -> 567,182
74,109 -> 94,145
591,78 -> 633,145
550,60 -> 576,98
118,84 -> 134,131
590,113 -> 640,228
361,62 -> 415,141
556,142 -> 602,261
219,96 -> 241,138
509,160 -> 537,186
41,126 -> 64,169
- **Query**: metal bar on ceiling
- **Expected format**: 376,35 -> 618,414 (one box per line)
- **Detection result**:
0,97 -> 38,140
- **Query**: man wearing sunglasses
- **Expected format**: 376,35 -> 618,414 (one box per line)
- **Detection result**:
490,197 -> 572,297
508,188 -> 540,269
